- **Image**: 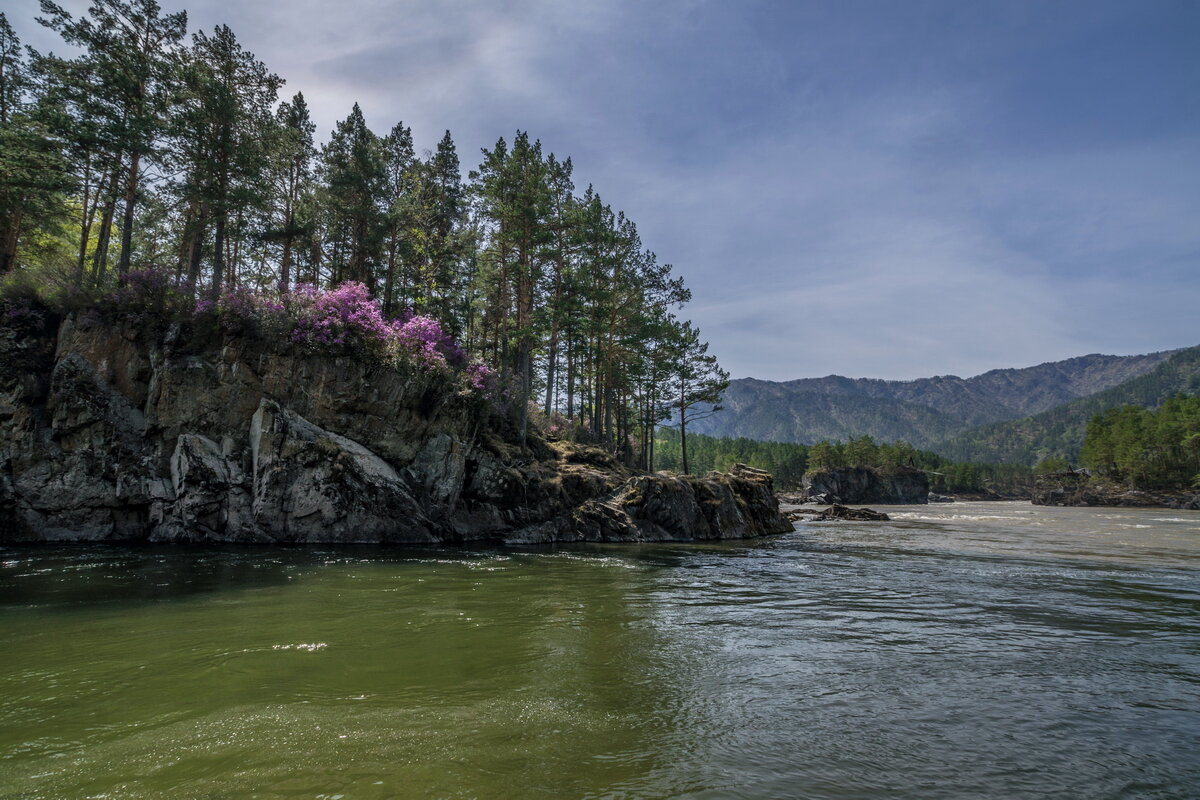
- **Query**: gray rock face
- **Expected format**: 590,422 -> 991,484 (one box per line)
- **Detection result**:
0,317 -> 790,543
802,466 -> 929,505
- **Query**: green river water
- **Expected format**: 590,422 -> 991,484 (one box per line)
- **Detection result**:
1,502 -> 1198,799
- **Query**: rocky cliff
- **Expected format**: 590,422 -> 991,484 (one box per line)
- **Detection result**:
799,466 -> 929,505
1032,473 -> 1200,510
0,315 -> 790,544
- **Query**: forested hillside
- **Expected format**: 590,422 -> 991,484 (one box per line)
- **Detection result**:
935,346 -> 1200,464
0,3 -> 727,470
691,351 -> 1178,448
654,428 -> 1033,496
1080,395 -> 1200,491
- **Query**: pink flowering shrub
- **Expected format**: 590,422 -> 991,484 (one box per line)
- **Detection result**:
464,361 -> 496,391
24,273 -> 495,394
289,282 -> 394,353
392,314 -> 467,368
285,282 -> 470,373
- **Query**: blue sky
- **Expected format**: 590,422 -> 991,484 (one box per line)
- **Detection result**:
17,0 -> 1200,379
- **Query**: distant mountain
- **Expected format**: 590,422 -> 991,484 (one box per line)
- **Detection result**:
690,349 -> 1183,450
934,345 -> 1200,464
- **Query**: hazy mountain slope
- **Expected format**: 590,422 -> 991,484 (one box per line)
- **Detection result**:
933,345 -> 1200,464
961,352 -> 1183,418
692,349 -> 1180,447
695,380 -> 966,447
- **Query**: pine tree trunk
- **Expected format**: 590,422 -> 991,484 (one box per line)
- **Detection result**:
383,240 -> 397,314
116,151 -> 140,277
543,333 -> 557,416
680,386 -> 689,476
565,337 -> 575,421
187,206 -> 208,293
0,207 -> 22,274
229,210 -> 242,286
648,404 -> 655,472
210,212 -> 226,301
75,160 -> 95,286
91,182 -> 118,286
280,234 -> 292,294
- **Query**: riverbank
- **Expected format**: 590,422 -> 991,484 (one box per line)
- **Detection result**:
1033,472 -> 1200,509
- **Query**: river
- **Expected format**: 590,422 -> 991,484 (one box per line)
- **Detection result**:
1,502 -> 1197,799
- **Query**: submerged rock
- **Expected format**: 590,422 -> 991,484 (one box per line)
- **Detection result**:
0,317 -> 791,544
785,504 -> 891,522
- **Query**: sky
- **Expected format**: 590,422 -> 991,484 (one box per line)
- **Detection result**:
14,0 -> 1200,380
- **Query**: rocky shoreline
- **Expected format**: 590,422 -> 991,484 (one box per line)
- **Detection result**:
0,315 -> 791,544
1032,472 -> 1200,510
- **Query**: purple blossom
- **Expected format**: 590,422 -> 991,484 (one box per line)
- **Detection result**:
393,315 -> 465,368
465,362 -> 496,391
286,283 -> 472,374
63,275 -> 492,391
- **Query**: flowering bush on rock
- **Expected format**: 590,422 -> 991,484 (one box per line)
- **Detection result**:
391,314 -> 467,368
287,282 -> 466,372
218,280 -> 491,390
288,282 -> 392,351
4,269 -> 495,394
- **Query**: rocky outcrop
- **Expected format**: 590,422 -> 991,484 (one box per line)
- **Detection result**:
1032,473 -> 1200,509
0,316 -> 791,543
801,466 -> 929,505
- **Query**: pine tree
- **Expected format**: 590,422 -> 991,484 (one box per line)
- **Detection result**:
380,120 -> 416,313
422,130 -> 464,324
320,103 -> 386,289
171,24 -> 281,298
0,14 -> 72,274
38,0 -> 186,278
666,321 -> 729,474
268,92 -> 314,292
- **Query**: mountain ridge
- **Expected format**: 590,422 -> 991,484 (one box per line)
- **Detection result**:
693,347 -> 1193,453
935,345 -> 1200,464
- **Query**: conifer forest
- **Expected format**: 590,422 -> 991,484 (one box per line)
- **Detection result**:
0,2 -> 727,470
